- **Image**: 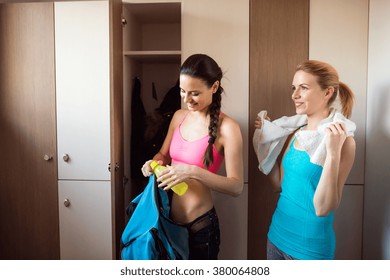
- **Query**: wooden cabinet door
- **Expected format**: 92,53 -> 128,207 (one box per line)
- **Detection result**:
0,2 -> 59,259
109,0 -> 125,260
248,0 -> 309,259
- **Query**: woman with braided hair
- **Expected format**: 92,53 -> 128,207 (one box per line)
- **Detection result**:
141,54 -> 244,259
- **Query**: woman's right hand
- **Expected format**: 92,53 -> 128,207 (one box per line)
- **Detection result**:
254,112 -> 270,129
254,116 -> 262,129
141,160 -> 154,177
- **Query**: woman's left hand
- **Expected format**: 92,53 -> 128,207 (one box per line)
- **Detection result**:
156,164 -> 191,190
325,122 -> 348,156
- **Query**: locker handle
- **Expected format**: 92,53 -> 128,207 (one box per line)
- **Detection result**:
43,155 -> 53,161
64,199 -> 71,207
62,153 -> 70,162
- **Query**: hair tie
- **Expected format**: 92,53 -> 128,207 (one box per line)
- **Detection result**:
208,137 -> 216,144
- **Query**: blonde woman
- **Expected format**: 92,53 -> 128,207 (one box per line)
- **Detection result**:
254,60 -> 356,260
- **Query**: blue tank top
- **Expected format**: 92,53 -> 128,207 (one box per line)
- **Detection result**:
267,137 -> 335,260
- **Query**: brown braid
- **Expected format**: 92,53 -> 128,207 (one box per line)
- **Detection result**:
203,90 -> 222,169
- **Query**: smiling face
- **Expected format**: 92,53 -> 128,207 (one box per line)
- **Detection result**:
179,74 -> 219,113
291,70 -> 333,117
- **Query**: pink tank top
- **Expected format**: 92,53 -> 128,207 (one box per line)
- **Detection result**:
169,113 -> 224,174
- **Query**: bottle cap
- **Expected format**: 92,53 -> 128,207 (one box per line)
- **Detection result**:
150,160 -> 158,170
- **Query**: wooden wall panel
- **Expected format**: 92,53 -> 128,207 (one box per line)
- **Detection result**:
0,2 -> 59,259
248,0 -> 309,259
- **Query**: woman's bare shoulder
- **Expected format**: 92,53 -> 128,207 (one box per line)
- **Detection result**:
170,109 -> 188,125
219,113 -> 241,135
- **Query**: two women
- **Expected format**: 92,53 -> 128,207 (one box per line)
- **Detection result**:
141,56 -> 356,260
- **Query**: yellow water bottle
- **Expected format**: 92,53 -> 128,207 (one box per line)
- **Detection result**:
150,160 -> 188,196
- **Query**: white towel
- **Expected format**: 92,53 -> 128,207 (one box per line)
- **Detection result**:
253,109 -> 356,175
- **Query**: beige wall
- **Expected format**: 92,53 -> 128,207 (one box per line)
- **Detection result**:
309,0 -> 369,260
311,0 -> 390,259
310,0 -> 368,185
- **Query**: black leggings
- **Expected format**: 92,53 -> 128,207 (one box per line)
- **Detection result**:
185,207 -> 220,260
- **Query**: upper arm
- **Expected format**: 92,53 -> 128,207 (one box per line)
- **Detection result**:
219,117 -> 244,182
269,134 -> 294,192
337,136 -> 356,193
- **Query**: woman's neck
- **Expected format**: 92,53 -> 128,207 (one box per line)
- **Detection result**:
305,109 -> 331,130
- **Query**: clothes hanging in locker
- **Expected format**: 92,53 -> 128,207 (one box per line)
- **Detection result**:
130,77 -> 147,179
144,80 -> 181,160
130,78 -> 181,180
